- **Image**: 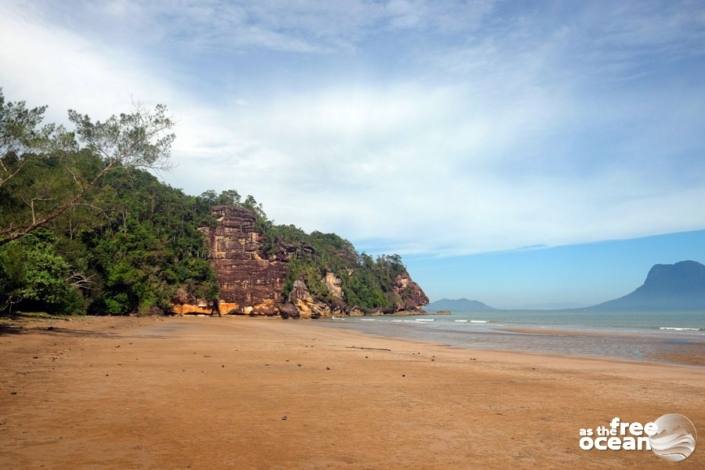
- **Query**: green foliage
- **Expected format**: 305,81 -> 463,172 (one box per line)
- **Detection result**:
68,103 -> 174,170
0,145 -> 409,314
0,91 -> 227,316
257,211 -> 408,311
0,89 -> 173,246
0,150 -> 225,315
0,232 -> 84,314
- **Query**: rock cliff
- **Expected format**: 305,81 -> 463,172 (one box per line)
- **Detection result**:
391,273 -> 430,311
173,205 -> 428,317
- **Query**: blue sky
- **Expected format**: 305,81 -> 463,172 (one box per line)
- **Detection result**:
404,230 -> 705,309
1,1 -> 704,307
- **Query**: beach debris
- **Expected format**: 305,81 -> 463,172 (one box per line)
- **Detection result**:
221,364 -> 225,368
281,416 -> 288,421
297,363 -> 302,367
47,326 -> 55,331
346,346 -> 391,352
326,367 -> 331,370
402,374 -> 406,378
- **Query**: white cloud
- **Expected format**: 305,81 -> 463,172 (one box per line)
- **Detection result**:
1,0 -> 704,257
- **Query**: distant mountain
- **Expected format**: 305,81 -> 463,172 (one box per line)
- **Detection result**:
591,260 -> 705,310
426,298 -> 495,312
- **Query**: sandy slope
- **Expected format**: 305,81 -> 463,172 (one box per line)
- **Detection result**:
1,316 -> 704,469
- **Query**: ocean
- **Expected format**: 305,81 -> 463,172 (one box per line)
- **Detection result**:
321,310 -> 705,365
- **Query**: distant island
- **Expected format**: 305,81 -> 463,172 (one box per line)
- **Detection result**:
590,260 -> 705,310
426,298 -> 495,312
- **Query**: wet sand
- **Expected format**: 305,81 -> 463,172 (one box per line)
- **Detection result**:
1,316 -> 704,469
324,318 -> 705,365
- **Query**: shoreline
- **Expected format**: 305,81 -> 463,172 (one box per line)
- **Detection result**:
318,315 -> 705,368
1,316 -> 704,468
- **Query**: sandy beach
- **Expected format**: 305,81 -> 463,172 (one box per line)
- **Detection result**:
1,316 -> 704,469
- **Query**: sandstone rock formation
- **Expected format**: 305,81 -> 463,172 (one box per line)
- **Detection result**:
208,205 -> 288,315
286,280 -> 330,319
324,272 -> 343,300
392,273 -> 430,311
173,205 -> 428,318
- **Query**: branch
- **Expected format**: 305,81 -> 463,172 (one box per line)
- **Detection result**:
0,160 -> 115,245
65,271 -> 94,290
0,157 -> 29,189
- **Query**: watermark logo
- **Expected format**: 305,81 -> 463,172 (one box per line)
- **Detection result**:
650,414 -> 698,462
579,415 -> 697,462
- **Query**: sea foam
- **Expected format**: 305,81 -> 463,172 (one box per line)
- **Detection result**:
658,326 -> 702,332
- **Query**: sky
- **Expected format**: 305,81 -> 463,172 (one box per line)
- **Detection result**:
1,0 -> 704,308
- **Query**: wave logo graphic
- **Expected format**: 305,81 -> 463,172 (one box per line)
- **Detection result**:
649,414 -> 697,462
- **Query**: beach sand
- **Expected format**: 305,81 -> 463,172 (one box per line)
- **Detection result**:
1,316 -> 704,469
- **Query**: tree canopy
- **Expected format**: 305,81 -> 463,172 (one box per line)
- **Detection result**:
0,89 -> 174,245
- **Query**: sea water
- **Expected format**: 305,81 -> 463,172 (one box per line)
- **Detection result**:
322,310 -> 705,365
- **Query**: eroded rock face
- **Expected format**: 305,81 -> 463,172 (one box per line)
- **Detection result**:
172,205 -> 429,317
392,273 -> 430,311
287,279 -> 331,319
324,272 -> 343,300
206,206 -> 288,315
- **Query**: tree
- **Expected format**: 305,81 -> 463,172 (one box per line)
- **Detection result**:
0,91 -> 72,189
0,231 -> 84,314
0,91 -> 174,245
217,189 -> 241,205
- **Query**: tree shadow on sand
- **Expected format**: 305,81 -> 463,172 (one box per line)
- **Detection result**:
0,322 -> 120,338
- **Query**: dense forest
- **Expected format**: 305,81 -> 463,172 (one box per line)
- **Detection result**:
0,91 -> 412,315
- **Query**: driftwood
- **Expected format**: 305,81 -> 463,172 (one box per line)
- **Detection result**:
346,346 -> 392,352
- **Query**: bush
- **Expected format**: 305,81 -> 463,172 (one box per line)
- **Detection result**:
0,232 -> 85,314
